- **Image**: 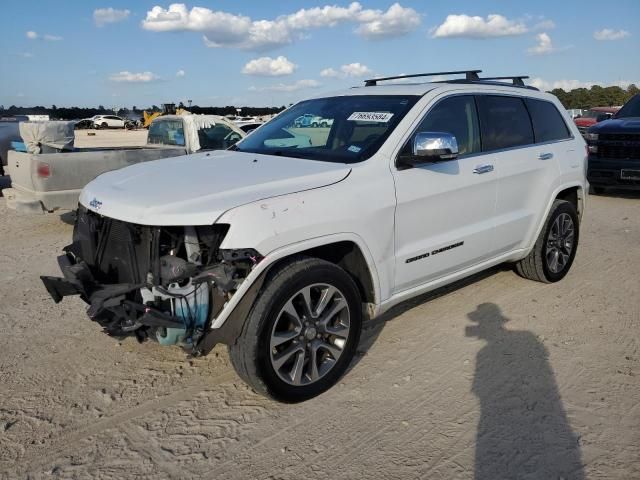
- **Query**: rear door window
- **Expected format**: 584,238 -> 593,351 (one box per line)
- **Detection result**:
477,96 -> 534,151
525,98 -> 571,143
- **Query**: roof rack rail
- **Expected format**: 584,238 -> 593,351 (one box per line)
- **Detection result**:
364,70 -> 482,87
478,76 -> 530,87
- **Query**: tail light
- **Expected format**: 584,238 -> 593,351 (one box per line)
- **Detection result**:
37,162 -> 51,178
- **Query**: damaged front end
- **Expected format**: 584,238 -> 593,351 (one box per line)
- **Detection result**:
41,206 -> 261,354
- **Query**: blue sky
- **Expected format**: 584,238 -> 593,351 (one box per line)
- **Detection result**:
1,0 -> 638,108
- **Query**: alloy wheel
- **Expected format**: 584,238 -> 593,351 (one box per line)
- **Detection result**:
269,283 -> 351,386
546,213 -> 575,274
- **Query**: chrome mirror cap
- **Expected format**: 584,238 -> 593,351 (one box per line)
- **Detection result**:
413,132 -> 459,160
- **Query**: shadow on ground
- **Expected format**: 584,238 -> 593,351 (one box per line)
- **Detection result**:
589,188 -> 640,200
467,303 -> 584,480
354,265 -> 509,365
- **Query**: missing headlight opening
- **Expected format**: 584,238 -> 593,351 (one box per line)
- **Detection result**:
40,206 -> 262,353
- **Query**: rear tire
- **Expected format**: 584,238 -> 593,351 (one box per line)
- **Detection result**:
229,257 -> 362,402
101,122 -> 108,129
515,199 -> 579,283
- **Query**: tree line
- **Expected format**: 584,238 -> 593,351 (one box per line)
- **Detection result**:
0,104 -> 286,120
550,84 -> 639,110
2,84 -> 639,118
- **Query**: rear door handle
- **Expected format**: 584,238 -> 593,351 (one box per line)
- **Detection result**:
473,164 -> 494,174
538,152 -> 554,160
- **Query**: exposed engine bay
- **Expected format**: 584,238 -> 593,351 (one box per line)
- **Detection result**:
41,206 -> 261,354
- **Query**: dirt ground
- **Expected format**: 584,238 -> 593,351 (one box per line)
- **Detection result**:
0,155 -> 638,478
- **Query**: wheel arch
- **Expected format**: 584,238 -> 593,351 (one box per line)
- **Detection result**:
196,234 -> 380,355
522,182 -> 585,258
555,185 -> 585,220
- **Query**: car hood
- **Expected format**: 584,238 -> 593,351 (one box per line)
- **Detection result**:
588,117 -> 640,134
80,150 -> 351,225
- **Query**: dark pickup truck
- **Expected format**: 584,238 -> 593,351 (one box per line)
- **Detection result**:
586,94 -> 640,193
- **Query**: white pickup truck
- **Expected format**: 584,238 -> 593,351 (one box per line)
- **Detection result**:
41,71 -> 586,402
5,115 -> 244,213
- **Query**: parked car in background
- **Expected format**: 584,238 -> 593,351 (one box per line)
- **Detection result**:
0,115 -> 29,176
574,107 -> 620,136
41,70 -> 587,402
239,122 -> 264,133
566,108 -> 583,120
93,115 -> 125,129
74,116 -> 99,130
586,94 -> 640,193
5,115 -> 245,213
293,114 -> 333,128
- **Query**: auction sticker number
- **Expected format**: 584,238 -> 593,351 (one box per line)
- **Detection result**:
347,112 -> 394,123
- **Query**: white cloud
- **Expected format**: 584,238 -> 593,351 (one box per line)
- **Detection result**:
340,62 -> 372,77
242,56 -> 296,76
527,32 -> 571,55
355,3 -> 420,39
593,28 -> 630,41
431,14 -> 528,38
533,19 -> 556,31
94,8 -> 131,27
176,69 -> 186,77
320,67 -> 339,78
109,71 -> 160,83
320,63 -> 372,78
249,79 -> 321,92
527,32 -> 554,55
530,78 -> 640,91
142,2 -> 421,51
26,31 -> 62,41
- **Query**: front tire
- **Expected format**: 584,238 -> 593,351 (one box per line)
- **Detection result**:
229,257 -> 362,402
515,199 -> 579,283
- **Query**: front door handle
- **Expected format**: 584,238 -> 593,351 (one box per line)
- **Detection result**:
538,152 -> 554,160
473,164 -> 494,174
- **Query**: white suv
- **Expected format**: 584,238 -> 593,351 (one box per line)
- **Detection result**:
42,71 -> 587,402
93,115 -> 125,129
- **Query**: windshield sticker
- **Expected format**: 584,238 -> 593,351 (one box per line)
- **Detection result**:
347,112 -> 394,123
347,145 -> 362,153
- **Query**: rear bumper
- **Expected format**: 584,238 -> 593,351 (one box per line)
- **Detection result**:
4,185 -> 81,213
4,187 -> 45,214
587,158 -> 640,189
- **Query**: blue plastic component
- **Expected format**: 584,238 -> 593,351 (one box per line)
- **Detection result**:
11,141 -> 27,152
155,282 -> 209,346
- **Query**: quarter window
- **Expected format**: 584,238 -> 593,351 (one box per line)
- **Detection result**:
525,98 -> 571,143
403,95 -> 481,156
477,96 -> 534,151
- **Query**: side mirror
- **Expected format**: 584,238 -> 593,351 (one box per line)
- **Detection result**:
398,132 -> 459,169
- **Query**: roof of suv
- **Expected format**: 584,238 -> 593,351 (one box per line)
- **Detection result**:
311,81 -> 547,100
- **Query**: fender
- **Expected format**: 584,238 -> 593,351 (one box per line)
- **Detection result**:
522,181 -> 586,257
195,232 -> 381,355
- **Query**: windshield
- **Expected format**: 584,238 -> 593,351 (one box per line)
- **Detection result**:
616,94 -> 640,118
581,110 -> 599,119
233,95 -> 419,163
